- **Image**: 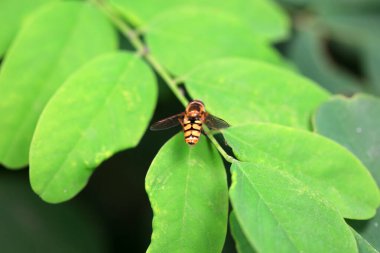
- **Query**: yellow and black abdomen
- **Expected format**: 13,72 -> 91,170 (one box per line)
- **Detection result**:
183,118 -> 202,145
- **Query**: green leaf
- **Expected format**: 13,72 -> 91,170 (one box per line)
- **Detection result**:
286,30 -> 362,94
230,211 -> 256,253
230,161 -> 357,253
0,173 -> 108,253
145,6 -> 286,76
0,0 -> 57,56
110,0 -> 289,41
30,52 -> 157,203
0,1 -> 117,169
314,94 -> 380,187
314,94 -> 380,250
311,0 -> 380,14
146,133 -> 228,253
352,229 -> 379,253
319,13 -> 380,47
364,41 -> 380,96
224,124 -> 380,219
185,58 -> 329,129
350,212 -> 380,252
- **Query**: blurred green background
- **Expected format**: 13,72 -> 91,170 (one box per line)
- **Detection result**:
1,0 -> 379,252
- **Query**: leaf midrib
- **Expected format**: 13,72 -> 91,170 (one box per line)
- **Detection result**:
227,130 -> 376,216
38,56 -> 137,197
235,163 -> 301,252
178,150 -> 192,249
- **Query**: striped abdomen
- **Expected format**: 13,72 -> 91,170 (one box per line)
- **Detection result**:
183,118 -> 202,145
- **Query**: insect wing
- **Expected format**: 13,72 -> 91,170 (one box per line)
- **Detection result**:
150,113 -> 184,131
205,113 -> 230,130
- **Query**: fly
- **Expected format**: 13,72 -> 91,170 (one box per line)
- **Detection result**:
150,100 -> 229,145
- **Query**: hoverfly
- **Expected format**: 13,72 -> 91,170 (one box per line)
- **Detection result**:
150,100 -> 229,145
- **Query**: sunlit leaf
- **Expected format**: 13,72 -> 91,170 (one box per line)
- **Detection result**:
0,1 -> 117,169
224,124 -> 380,219
0,0 -> 57,56
110,0 -> 289,41
185,58 -> 329,129
146,133 -> 228,253
146,6 -> 286,77
230,161 -> 357,253
30,52 -> 157,203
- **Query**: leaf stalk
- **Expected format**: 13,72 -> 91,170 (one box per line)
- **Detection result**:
91,0 -> 236,163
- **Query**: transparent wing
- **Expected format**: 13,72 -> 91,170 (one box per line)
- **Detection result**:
150,113 -> 184,131
205,113 -> 230,130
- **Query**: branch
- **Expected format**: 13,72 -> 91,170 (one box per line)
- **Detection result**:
92,0 -> 236,163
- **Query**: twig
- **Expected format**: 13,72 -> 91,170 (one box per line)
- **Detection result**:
92,0 -> 236,163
